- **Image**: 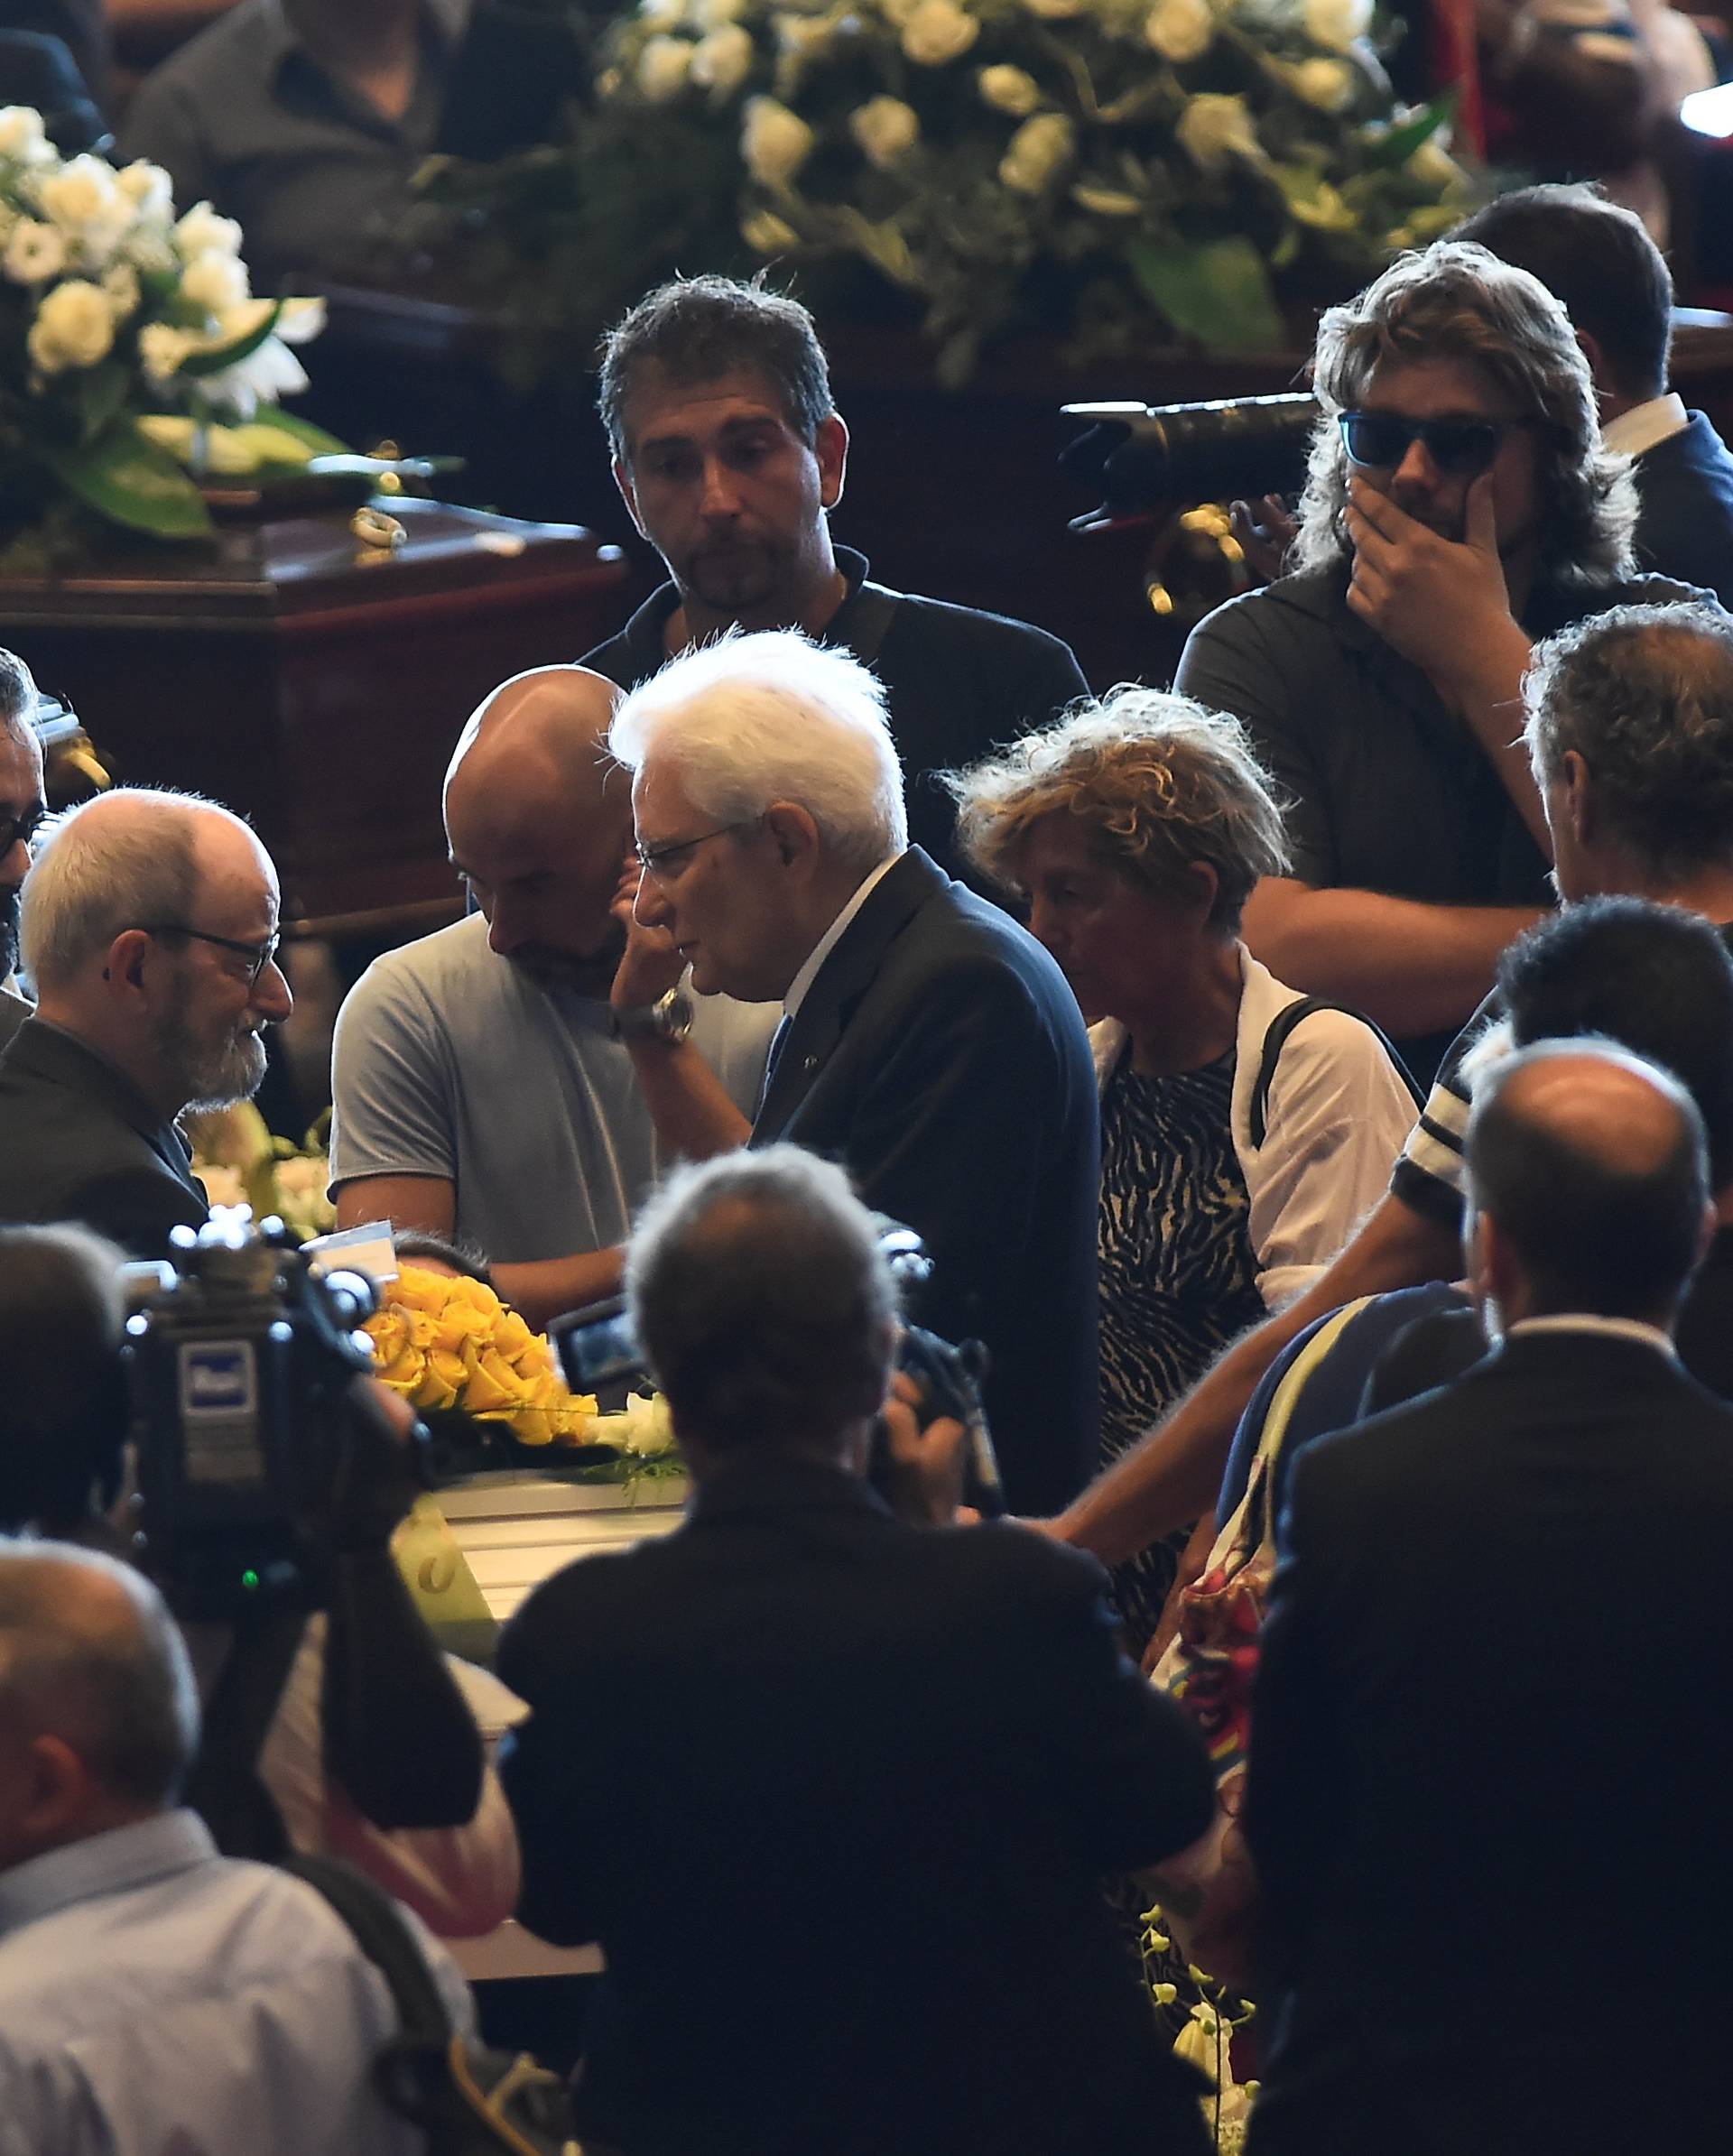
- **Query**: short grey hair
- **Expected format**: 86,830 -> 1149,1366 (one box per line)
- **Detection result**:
1524,602 -> 1733,879
609,631 -> 907,874
0,1541 -> 200,1808
0,647 -> 39,736
1290,239 -> 1637,588
626,1143 -> 898,1455
20,787 -> 227,992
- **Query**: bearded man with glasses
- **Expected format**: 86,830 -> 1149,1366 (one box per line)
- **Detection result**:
1174,237 -> 1708,1084
0,786 -> 292,1255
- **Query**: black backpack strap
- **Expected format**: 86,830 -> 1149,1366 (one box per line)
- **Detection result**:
284,1853 -> 454,2047
1249,997 -> 1425,1150
839,579 -> 901,666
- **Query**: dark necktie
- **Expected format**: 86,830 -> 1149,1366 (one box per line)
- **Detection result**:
755,1013 -> 792,1117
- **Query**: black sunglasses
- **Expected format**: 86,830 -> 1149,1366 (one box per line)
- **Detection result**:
1339,410 -> 1525,478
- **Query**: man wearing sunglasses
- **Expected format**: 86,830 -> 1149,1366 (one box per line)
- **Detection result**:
0,647 -> 46,1059
1174,238 -> 1704,1087
0,786 -> 292,1255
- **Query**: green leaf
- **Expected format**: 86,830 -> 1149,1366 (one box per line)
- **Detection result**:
1126,234 -> 1284,353
242,404 -> 351,456
36,419 -> 214,539
177,299 -> 283,379
1359,90 -> 1457,171
74,360 -> 131,447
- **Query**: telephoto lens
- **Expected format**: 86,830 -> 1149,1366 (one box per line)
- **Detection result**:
1061,393 -> 1319,522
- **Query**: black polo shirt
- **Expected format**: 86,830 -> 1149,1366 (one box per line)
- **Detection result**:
1174,561 -> 1705,1078
582,547 -> 1090,885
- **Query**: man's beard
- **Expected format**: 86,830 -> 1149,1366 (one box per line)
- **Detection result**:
508,916 -> 628,998
151,1004 -> 269,1112
0,886 -> 17,984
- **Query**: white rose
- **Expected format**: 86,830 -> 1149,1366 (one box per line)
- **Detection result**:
741,96 -> 816,184
275,295 -> 327,345
37,155 -> 125,235
139,320 -> 198,383
742,208 -> 800,252
1145,0 -> 1213,62
638,0 -> 687,23
115,159 -> 175,221
978,63 -> 1042,115
99,260 -> 140,319
997,111 -> 1074,194
1176,91 -> 1263,170
181,248 -> 251,313
5,218 -> 65,283
174,201 -> 244,260
1304,0 -> 1370,48
900,0 -> 979,65
849,95 -> 920,166
636,33 -> 695,99
1290,55 -> 1352,106
27,278 -> 115,373
1021,0 -> 1086,19
690,23 -> 755,94
0,106 -> 47,162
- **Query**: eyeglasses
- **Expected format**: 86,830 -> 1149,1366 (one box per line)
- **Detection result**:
635,821 -> 749,882
1338,411 -> 1527,478
134,922 -> 283,985
0,800 -> 46,860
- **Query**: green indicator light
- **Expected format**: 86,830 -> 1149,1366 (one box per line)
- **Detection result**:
240,1568 -> 261,1592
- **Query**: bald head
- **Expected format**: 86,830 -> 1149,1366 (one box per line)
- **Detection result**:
443,669 -> 634,993
1466,1041 -> 1710,1322
0,1542 -> 199,1868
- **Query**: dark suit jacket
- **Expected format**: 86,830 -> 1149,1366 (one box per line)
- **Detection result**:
498,1459 -> 1214,2156
0,1019 -> 208,1255
1633,411 -> 1733,608
1244,1329 -> 1733,2156
749,848 -> 1100,1514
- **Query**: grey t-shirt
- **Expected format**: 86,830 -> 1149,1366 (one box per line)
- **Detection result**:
329,913 -> 776,1264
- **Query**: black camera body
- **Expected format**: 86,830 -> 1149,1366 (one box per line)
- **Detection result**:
123,1213 -> 381,1618
1061,393 -> 1320,523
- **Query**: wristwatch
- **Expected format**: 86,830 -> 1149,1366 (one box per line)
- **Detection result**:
613,987 -> 694,1045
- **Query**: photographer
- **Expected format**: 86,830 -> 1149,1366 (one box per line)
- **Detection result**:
0,1220 -> 518,1939
497,1145 -> 1214,2156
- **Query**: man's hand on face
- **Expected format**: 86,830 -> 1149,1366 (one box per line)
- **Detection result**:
1344,471 -> 1513,690
609,852 -> 688,1013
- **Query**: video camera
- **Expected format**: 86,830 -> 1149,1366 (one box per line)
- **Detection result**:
551,1219 -> 1006,1518
121,1209 -> 394,1619
1061,393 -> 1319,529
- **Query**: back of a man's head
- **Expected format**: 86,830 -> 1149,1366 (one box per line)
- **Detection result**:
1453,183 -> 1672,407
608,628 -> 908,874
1498,897 -> 1733,1191
0,1223 -> 128,1534
1466,1041 -> 1710,1321
598,274 -> 835,462
0,1541 -> 199,1867
626,1144 -> 896,1461
1524,602 -> 1733,888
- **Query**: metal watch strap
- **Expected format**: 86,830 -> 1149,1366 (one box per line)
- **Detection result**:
613,987 -> 693,1044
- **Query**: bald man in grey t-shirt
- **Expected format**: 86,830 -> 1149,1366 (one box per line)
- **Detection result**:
329,667 -> 774,1326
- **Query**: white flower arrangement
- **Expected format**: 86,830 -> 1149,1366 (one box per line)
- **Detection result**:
586,0 -> 1473,376
0,109 -> 339,543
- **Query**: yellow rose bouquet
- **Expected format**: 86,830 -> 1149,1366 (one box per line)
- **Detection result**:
366,1263 -> 597,1447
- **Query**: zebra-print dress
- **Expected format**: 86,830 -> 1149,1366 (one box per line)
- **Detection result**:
1098,1044 -> 1265,1648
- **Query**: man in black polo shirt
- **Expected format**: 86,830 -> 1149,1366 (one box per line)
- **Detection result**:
1174,238 -> 1704,1085
583,276 -> 1089,884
